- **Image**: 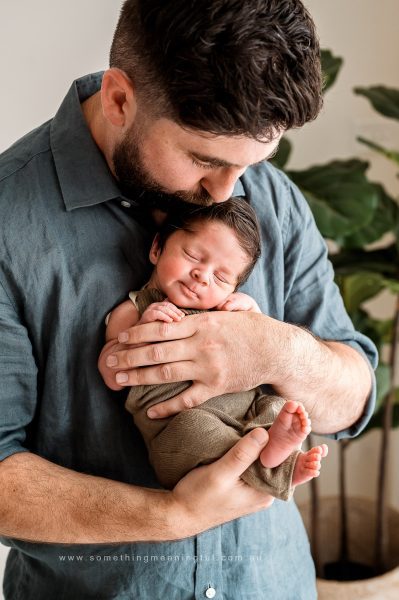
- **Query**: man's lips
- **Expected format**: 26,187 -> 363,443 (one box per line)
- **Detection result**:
180,282 -> 199,299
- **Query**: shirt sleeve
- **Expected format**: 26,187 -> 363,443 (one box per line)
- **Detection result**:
0,277 -> 37,461
281,177 -> 378,440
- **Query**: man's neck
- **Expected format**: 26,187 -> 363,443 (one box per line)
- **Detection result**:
81,91 -> 115,175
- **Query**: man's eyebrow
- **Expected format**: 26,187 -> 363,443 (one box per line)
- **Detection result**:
190,143 -> 280,168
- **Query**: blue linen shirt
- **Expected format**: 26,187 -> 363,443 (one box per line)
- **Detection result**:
0,73 -> 377,600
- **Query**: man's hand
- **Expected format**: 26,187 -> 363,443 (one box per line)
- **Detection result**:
100,308 -> 373,433
104,311 -> 275,417
168,427 -> 274,538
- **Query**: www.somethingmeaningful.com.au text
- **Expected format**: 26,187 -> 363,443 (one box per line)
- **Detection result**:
58,553 -> 263,563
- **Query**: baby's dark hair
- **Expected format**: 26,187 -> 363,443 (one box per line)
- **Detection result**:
157,198 -> 261,286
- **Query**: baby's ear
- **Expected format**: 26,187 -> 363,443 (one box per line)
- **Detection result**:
149,233 -> 162,265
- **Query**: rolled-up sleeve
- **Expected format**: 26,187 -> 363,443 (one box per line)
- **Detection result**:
282,179 -> 378,440
0,277 -> 37,460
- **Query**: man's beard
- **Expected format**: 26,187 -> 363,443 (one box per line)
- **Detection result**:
112,127 -> 213,213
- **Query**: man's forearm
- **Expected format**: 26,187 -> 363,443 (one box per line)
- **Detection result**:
266,320 -> 372,434
0,452 -> 175,544
0,433 -> 273,544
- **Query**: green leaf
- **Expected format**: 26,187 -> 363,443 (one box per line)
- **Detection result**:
383,278 -> 399,294
337,271 -> 399,312
337,183 -> 399,248
331,245 -> 399,278
357,136 -> 399,166
287,160 -> 379,238
335,272 -> 386,312
270,137 -> 292,170
375,364 -> 392,412
348,309 -> 394,353
321,49 -> 343,92
371,318 -> 395,344
354,86 -> 399,121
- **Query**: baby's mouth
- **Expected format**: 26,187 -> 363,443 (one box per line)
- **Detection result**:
180,282 -> 199,299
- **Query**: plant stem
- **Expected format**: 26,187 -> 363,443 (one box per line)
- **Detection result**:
339,439 -> 350,562
375,293 -> 399,573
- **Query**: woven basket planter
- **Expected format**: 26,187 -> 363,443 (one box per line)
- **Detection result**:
298,496 -> 399,599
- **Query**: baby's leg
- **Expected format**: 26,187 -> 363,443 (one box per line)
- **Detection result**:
149,406 -> 241,489
259,400 -> 310,468
293,444 -> 328,486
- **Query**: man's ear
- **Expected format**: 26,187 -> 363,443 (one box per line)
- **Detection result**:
149,234 -> 162,265
101,68 -> 137,130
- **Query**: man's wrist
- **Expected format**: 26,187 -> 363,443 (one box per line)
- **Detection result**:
260,317 -> 322,392
257,316 -> 295,385
147,487 -> 196,542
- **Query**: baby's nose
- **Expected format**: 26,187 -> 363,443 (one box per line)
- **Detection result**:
192,268 -> 209,285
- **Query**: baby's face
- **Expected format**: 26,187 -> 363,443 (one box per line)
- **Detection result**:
149,220 -> 250,309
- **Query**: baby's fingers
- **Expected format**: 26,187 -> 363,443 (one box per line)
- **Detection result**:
217,299 -> 243,312
147,309 -> 174,323
216,299 -> 234,311
160,302 -> 185,320
155,309 -> 182,322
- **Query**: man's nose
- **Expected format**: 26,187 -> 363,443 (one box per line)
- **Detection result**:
200,168 -> 244,202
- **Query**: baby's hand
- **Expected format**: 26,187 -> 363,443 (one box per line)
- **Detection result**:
138,300 -> 185,324
216,292 -> 262,313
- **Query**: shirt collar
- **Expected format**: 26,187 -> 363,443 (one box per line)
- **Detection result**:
51,72 -> 246,211
232,178 -> 245,197
50,72 -> 121,211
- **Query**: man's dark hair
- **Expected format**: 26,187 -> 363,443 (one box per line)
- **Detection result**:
110,0 -> 323,140
156,197 -> 261,286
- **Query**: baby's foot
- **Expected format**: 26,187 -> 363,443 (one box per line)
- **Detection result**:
260,401 -> 311,468
292,444 -> 328,486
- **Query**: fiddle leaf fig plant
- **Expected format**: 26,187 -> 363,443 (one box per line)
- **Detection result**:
286,159 -> 379,239
272,49 -> 399,579
351,83 -> 399,573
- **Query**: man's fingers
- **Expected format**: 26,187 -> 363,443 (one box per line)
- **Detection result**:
215,429 -> 269,480
114,361 -> 196,388
117,317 -> 200,344
108,338 -> 196,370
146,383 -> 211,418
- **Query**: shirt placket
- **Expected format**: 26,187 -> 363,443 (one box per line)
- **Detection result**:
194,527 -> 223,600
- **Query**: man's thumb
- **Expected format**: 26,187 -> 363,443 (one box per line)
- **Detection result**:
217,428 -> 269,480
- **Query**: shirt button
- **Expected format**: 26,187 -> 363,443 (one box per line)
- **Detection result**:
205,587 -> 216,598
120,200 -> 131,208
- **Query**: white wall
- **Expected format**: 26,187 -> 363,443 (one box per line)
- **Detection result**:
293,0 -> 399,195
0,0 -> 399,595
0,1 -> 120,152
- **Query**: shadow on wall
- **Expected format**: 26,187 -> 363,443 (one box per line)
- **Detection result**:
0,545 -> 8,600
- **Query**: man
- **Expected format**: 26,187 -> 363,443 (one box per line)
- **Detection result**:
0,1 -> 376,598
